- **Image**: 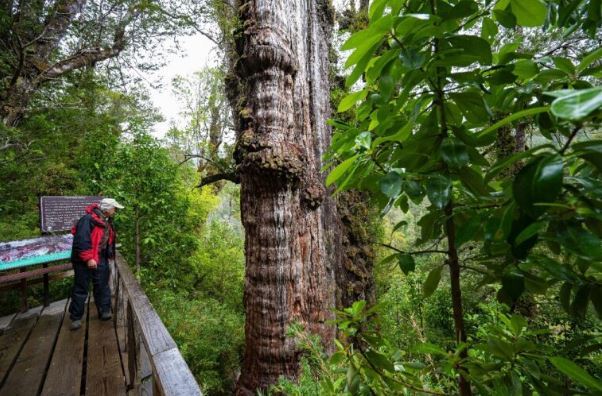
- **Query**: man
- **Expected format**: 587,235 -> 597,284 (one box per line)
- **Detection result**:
69,198 -> 124,330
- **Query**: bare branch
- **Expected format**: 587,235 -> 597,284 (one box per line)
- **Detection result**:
196,172 -> 240,188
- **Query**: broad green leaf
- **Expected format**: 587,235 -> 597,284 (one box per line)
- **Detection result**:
571,284 -> 591,319
515,221 -> 545,245
493,8 -> 517,28
355,131 -> 372,149
560,282 -> 572,314
338,90 -> 367,113
440,0 -> 479,20
398,254 -> 415,275
501,273 -> 525,301
476,106 -> 549,144
553,57 -> 576,74
372,121 -> 414,147
423,266 -> 443,297
378,253 -> 399,267
549,357 -> 602,391
513,154 -> 563,217
549,87 -> 602,120
458,167 -> 493,196
400,48 -> 427,70
440,35 -> 493,66
512,59 -> 539,79
440,137 -> 470,168
450,91 -> 492,124
326,155 -> 358,187
365,350 -> 395,372
510,0 -> 547,27
481,17 -> 499,43
369,0 -> 387,21
486,145 -> 553,181
578,47 -> 602,74
426,175 -> 451,209
380,171 -> 403,198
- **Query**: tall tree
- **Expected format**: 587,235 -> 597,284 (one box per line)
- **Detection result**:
0,0 -> 216,127
228,0 -> 339,393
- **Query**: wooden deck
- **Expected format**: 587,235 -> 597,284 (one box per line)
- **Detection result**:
0,298 -> 127,396
0,254 -> 201,396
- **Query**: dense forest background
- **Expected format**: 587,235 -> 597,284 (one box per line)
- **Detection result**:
1,0 -> 601,395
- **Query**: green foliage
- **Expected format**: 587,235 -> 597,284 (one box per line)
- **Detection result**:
327,0 -> 602,393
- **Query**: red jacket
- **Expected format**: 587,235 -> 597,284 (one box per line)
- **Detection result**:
71,204 -> 116,264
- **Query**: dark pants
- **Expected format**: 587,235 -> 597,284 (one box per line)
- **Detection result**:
69,257 -> 111,320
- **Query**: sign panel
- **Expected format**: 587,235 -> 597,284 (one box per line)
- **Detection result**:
0,234 -> 73,271
40,196 -> 101,233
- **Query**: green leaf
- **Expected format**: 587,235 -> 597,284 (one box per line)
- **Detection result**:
481,17 -> 498,43
399,48 -> 427,70
510,0 -> 548,27
560,282 -> 572,314
426,175 -> 451,209
515,221 -> 545,245
553,57 -> 576,74
441,35 -> 493,66
440,0 -> 479,20
440,137 -> 470,168
513,154 -> 564,217
549,357 -> 602,391
486,145 -> 553,181
398,254 -> 416,275
578,47 -> 602,74
450,91 -> 491,124
373,121 -> 414,147
378,253 -> 399,267
512,59 -> 539,79
549,87 -> 602,120
501,273 -> 525,301
338,90 -> 367,113
365,350 -> 394,372
423,266 -> 443,297
458,167 -> 493,196
355,131 -> 372,149
493,8 -> 517,28
571,284 -> 591,319
476,107 -> 549,144
326,155 -> 358,187
380,171 -> 403,198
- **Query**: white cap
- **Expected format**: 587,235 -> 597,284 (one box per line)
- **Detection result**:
100,198 -> 124,211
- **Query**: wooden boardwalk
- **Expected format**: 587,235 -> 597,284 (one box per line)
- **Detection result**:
0,298 -> 127,396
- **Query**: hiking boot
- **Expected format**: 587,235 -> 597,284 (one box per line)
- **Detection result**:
100,311 -> 112,321
70,319 -> 82,330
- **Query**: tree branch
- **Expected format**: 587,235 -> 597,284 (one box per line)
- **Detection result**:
196,171 -> 240,188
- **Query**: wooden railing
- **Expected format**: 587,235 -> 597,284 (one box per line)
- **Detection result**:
111,253 -> 202,396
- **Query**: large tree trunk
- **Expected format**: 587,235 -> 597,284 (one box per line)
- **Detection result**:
232,0 -> 338,393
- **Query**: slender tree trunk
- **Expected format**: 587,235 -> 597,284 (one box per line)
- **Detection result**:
232,0 -> 338,393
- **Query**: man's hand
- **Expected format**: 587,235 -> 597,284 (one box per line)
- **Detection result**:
87,259 -> 97,269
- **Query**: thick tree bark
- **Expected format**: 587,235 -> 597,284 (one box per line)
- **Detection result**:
232,0 -> 338,393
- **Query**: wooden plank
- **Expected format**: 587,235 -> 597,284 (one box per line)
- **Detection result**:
86,313 -> 126,395
41,298 -> 87,396
0,270 -> 74,291
0,300 -> 66,396
115,254 -> 176,357
0,306 -> 43,387
0,263 -> 72,285
152,348 -> 202,396
0,314 -> 15,335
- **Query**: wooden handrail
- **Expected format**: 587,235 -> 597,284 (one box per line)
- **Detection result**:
112,252 -> 202,396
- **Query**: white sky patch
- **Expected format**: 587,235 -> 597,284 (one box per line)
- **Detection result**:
146,33 -> 217,137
